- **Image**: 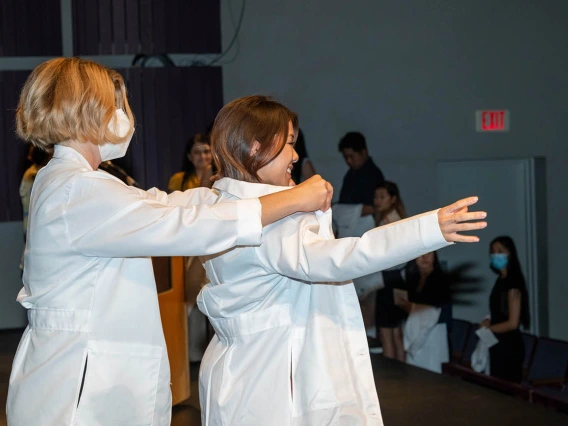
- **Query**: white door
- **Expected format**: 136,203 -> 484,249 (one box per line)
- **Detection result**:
437,158 -> 547,334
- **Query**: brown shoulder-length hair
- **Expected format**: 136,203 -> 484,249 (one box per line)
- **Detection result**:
16,57 -> 134,149
211,95 -> 298,182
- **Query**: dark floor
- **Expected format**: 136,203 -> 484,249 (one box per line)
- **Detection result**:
1,329 -> 567,426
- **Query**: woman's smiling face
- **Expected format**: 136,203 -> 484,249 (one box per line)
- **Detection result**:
257,121 -> 298,186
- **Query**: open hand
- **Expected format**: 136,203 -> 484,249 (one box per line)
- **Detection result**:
438,197 -> 487,243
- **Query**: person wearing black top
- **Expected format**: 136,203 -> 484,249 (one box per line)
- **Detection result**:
337,132 -> 385,217
480,236 -> 530,383
403,252 -> 451,315
398,252 -> 452,372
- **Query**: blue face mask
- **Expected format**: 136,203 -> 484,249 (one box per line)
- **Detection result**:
490,253 -> 508,271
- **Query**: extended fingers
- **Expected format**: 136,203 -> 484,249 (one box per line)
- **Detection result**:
447,221 -> 487,233
440,211 -> 486,226
449,234 -> 481,243
446,196 -> 479,214
451,211 -> 487,224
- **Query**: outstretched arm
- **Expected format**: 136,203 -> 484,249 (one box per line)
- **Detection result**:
257,197 -> 486,283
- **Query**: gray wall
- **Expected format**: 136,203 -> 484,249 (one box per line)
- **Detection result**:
1,1 -> 566,339
220,0 -> 568,339
0,223 -> 26,328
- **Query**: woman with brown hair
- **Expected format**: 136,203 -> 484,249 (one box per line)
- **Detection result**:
6,58 -> 333,426
197,95 -> 487,425
373,181 -> 408,361
168,133 -> 215,192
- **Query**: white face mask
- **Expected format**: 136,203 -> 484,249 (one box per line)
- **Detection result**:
99,109 -> 133,162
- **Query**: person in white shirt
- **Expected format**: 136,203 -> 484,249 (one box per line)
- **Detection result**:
6,58 -> 333,426
197,95 -> 487,426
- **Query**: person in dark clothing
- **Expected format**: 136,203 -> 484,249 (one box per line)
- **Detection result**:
373,182 -> 408,360
291,129 -> 316,184
398,252 -> 452,372
404,252 -> 451,310
479,236 -> 530,383
337,132 -> 384,217
375,267 -> 408,360
402,252 -> 453,326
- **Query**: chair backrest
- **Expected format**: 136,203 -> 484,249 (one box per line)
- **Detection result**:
449,319 -> 472,361
526,337 -> 568,383
521,333 -> 538,376
462,328 -> 480,366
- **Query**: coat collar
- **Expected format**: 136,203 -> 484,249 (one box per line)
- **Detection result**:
213,177 -> 292,199
53,144 -> 94,170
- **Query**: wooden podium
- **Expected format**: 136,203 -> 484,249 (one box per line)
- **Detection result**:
152,256 -> 190,405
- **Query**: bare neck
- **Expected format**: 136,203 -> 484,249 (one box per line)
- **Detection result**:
64,140 -> 102,170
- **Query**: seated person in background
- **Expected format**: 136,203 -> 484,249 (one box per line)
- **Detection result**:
337,131 -> 384,217
399,252 -> 451,373
291,129 -> 316,184
479,236 -> 530,383
168,133 -> 214,191
373,182 -> 408,360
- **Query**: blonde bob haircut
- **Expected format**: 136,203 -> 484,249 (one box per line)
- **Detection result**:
16,57 -> 134,150
211,95 -> 298,183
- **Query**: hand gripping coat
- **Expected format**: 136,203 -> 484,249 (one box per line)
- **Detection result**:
7,146 -> 263,426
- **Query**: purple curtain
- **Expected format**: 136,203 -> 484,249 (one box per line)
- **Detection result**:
0,66 -> 223,222
0,0 -> 62,56
0,71 -> 30,222
118,66 -> 223,190
73,0 -> 221,55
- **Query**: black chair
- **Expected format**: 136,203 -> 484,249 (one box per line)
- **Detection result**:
532,386 -> 568,414
449,319 -> 472,363
461,328 -> 479,368
521,333 -> 538,380
524,338 -> 568,388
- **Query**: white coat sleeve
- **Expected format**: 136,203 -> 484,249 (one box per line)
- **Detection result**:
64,173 -> 262,257
255,211 -> 451,283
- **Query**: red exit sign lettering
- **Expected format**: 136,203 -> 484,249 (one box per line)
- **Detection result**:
476,110 -> 509,132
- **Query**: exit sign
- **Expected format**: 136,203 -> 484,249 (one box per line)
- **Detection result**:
476,110 -> 509,132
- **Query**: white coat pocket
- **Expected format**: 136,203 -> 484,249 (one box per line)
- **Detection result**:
74,340 -> 163,426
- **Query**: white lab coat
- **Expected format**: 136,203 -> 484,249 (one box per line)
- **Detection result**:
332,203 -> 375,238
6,145 -> 263,426
403,306 -> 449,374
197,178 -> 451,426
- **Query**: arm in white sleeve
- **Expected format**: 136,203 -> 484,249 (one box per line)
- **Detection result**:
256,210 -> 451,283
64,173 -> 262,257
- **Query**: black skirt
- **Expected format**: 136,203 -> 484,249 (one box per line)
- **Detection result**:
375,286 -> 407,329
489,329 -> 524,383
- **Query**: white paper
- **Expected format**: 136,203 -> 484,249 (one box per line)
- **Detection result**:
475,326 -> 499,348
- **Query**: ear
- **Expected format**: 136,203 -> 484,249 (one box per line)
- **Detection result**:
250,140 -> 260,156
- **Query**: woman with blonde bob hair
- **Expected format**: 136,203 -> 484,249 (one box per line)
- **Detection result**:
7,58 -> 333,426
197,95 -> 487,425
